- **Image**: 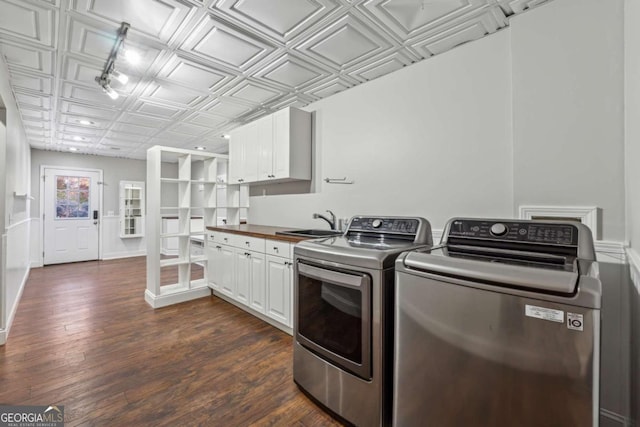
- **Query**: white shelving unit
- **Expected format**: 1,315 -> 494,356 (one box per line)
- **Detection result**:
145,145 -> 249,309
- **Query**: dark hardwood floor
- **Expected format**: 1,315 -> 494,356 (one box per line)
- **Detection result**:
0,257 -> 343,426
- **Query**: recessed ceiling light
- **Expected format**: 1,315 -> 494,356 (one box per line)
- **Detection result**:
109,147 -> 121,150
73,136 -> 83,141
79,119 -> 94,125
69,147 -> 79,152
222,134 -> 231,139
194,146 -> 206,151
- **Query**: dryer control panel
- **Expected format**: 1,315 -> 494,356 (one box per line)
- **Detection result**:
447,219 -> 579,246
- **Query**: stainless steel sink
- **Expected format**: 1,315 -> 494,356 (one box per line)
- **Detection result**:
275,229 -> 343,238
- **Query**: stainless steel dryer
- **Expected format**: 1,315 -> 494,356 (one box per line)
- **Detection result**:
393,218 -> 602,427
293,216 -> 432,427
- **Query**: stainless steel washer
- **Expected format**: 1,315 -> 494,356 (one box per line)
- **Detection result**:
293,216 -> 432,427
394,218 -> 602,427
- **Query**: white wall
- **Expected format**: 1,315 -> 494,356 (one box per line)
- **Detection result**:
626,0 -> 640,255
0,53 -> 32,345
250,30 -> 514,232
624,0 -> 640,423
511,0 -> 625,242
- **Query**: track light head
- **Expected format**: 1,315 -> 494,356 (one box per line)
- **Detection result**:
111,70 -> 128,85
103,85 -> 119,100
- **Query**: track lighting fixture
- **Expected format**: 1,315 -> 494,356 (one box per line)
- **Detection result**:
95,22 -> 134,100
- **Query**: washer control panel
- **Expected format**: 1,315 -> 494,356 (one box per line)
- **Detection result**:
349,217 -> 419,235
448,219 -> 579,246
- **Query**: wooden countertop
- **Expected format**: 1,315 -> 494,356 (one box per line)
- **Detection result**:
205,224 -> 311,243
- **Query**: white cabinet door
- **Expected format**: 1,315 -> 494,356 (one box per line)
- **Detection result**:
228,127 -> 244,184
272,108 -> 290,180
243,122 -> 259,183
249,251 -> 266,313
207,244 -> 219,290
257,115 -> 274,181
265,255 -> 292,326
234,249 -> 250,304
218,244 -> 236,297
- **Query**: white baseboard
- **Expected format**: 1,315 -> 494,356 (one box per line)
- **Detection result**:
144,287 -> 211,309
102,250 -> 146,261
1,265 -> 30,345
30,260 -> 43,268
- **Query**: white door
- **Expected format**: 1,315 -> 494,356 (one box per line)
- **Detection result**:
234,249 -> 250,305
43,168 -> 101,265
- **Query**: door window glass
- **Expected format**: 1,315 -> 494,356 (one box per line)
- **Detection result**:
55,175 -> 90,218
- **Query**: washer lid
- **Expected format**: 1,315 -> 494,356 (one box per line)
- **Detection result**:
402,248 -> 579,295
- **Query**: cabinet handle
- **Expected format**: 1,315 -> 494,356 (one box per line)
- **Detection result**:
238,178 -> 244,183
216,245 -> 222,249
273,246 -> 278,252
245,241 -> 250,246
244,252 -> 251,257
224,238 -> 228,242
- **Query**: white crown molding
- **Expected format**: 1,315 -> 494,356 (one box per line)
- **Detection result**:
518,205 -> 599,239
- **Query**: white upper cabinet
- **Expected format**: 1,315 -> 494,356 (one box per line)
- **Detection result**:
229,107 -> 311,184
272,107 -> 311,181
229,123 -> 259,184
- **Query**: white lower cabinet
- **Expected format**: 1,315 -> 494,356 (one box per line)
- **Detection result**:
207,232 -> 293,331
208,242 -> 235,296
234,249 -> 265,308
265,255 -> 292,327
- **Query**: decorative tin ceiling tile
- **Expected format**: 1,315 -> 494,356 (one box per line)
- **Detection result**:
168,121 -> 212,136
179,14 -> 274,72
293,13 -> 394,71
117,112 -> 171,129
71,0 -> 195,43
21,108 -> 51,121
157,54 -> 234,92
306,77 -> 353,99
0,0 -> 57,47
9,70 -> 53,94
110,122 -> 159,136
60,100 -> 120,120
105,130 -> 149,142
223,80 -> 281,106
347,49 -> 414,82
183,111 -> 228,128
252,53 -> 329,91
15,91 -> 52,109
359,0 -> 487,40
0,40 -> 53,74
201,98 -> 253,118
132,99 -> 186,119
408,9 -> 505,57
143,81 -> 207,107
212,0 -> 341,42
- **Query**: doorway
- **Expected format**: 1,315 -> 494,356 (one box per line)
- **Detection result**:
41,166 -> 102,265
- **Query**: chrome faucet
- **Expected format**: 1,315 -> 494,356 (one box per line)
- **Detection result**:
313,210 -> 337,230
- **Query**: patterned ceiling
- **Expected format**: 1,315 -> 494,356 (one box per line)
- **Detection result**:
0,0 -> 550,160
